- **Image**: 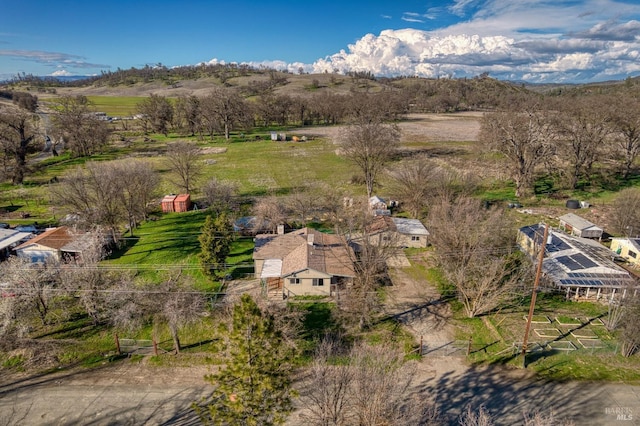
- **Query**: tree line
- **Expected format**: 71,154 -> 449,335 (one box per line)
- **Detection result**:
480,93 -> 640,197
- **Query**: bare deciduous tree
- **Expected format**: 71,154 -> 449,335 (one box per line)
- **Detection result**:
59,228 -> 124,325
301,336 -> 354,426
174,94 -> 202,137
136,94 -> 174,136
253,195 -> 288,234
153,274 -> 206,353
608,187 -> 640,238
387,158 -> 435,218
50,95 -> 111,157
4,257 -> 61,326
200,87 -> 252,140
428,196 -> 527,318
479,102 -> 555,198
116,159 -> 159,234
610,94 -> 640,179
52,159 -> 159,239
459,405 -> 494,426
301,338 -> 439,426
553,96 -> 611,189
165,141 -> 202,194
335,209 -> 397,330
340,121 -> 400,198
286,185 -> 320,226
202,177 -> 239,214
0,106 -> 40,184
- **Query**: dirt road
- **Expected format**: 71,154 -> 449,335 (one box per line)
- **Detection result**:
1,347 -> 639,425
0,362 -> 212,425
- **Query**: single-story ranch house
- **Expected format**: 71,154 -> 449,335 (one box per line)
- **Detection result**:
518,223 -> 638,301
253,227 -> 355,299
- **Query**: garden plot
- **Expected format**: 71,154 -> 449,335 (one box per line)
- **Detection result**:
585,318 -> 605,326
523,315 -> 551,324
534,328 -> 562,338
570,328 -> 598,339
578,339 -> 605,349
555,316 -> 582,326
547,341 -> 577,351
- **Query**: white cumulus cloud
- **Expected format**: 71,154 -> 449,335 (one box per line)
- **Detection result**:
50,69 -> 73,76
308,0 -> 640,83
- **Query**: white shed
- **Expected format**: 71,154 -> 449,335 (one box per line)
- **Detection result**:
559,213 -> 603,239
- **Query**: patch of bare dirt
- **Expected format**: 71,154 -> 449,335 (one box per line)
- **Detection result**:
289,112 -> 482,145
385,265 -> 456,352
200,147 -> 228,154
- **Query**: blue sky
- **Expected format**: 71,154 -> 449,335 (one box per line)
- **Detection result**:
2,0 -> 640,83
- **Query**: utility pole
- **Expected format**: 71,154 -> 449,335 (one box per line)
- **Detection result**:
522,223 -> 549,367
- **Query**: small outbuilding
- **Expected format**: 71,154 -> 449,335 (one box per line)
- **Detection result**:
359,216 -> 430,248
0,228 -> 33,260
161,195 -> 177,213
174,194 -> 191,212
161,194 -> 191,213
558,213 -> 603,239
610,238 -> 640,268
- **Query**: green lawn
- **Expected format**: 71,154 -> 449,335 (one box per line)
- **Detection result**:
102,210 -> 253,290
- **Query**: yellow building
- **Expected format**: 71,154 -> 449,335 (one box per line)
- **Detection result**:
610,238 -> 640,268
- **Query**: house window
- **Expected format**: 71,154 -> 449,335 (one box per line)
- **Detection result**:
312,278 -> 324,286
382,235 -> 390,241
630,251 -> 637,259
289,278 -> 300,285
411,236 -> 420,241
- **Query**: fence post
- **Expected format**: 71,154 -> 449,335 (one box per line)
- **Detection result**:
115,333 -> 121,355
467,336 -> 472,356
419,335 -> 423,357
153,335 -> 158,356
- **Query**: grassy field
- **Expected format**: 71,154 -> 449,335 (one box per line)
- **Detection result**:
85,96 -> 145,116
204,138 -> 359,196
35,96 -> 146,117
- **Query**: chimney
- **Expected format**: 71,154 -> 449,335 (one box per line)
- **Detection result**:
307,233 -> 315,246
277,224 -> 285,235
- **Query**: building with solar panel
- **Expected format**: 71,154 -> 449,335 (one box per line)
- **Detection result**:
518,223 -> 638,302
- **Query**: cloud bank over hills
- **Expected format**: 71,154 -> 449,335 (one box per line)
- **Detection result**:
306,27 -> 640,82
249,1 -> 640,83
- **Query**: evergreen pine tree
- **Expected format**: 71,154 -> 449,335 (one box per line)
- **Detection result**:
198,212 -> 234,278
198,294 -> 296,425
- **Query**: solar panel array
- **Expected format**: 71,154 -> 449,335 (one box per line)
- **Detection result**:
520,224 -> 637,289
568,272 -> 629,279
546,234 -> 571,253
555,253 -> 597,271
559,278 -> 605,286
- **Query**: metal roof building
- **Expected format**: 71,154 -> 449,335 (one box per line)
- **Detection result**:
558,213 -> 603,239
518,224 -> 637,302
